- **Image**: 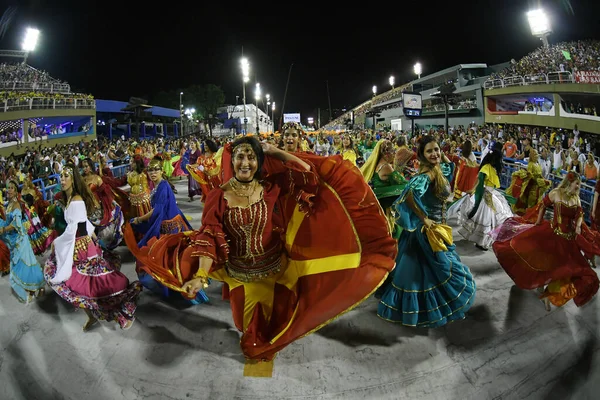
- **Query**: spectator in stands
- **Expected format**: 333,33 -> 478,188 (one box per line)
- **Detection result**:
503,137 -> 518,158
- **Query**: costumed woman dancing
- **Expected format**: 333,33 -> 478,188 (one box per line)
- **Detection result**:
44,164 -> 142,331
360,139 -> 408,238
453,139 -> 479,200
377,135 -> 476,327
127,155 -> 152,218
507,149 -> 551,215
448,142 -> 513,250
491,171 -> 599,310
187,140 -> 202,202
126,156 -> 208,304
0,180 -> 45,303
127,136 -> 397,362
0,197 -> 9,277
187,139 -> 222,201
80,158 -> 125,252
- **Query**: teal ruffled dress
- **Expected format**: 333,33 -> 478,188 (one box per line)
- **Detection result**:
0,208 -> 45,302
377,163 -> 476,327
371,170 -> 408,239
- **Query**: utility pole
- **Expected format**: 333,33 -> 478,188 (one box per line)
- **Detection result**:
317,108 -> 321,129
326,80 -> 333,122
279,63 -> 294,130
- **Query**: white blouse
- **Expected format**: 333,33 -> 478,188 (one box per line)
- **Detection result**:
50,200 -> 95,284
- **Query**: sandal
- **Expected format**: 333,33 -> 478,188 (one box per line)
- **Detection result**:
83,317 -> 98,332
121,318 -> 135,330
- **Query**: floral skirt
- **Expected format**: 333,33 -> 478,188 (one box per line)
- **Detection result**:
0,241 -> 9,274
44,236 -> 142,327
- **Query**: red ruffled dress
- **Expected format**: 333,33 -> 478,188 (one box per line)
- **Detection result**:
0,205 -> 9,275
127,148 -> 397,361
492,195 -> 600,307
453,156 -> 479,199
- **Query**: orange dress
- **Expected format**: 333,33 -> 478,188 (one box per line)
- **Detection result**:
127,149 -> 397,361
187,154 -> 221,201
0,203 -> 9,274
492,195 -> 599,307
453,156 -> 479,199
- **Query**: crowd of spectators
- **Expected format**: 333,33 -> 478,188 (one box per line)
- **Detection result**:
0,62 -> 65,85
490,40 -> 600,80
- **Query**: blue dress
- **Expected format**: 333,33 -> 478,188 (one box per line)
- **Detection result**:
132,180 -> 209,305
377,163 -> 476,327
0,207 -> 45,302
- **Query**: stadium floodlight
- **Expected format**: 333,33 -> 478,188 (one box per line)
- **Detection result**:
22,28 -> 40,52
372,85 -> 377,96
255,83 -> 261,100
527,9 -> 551,47
389,76 -> 395,88
414,62 -> 422,79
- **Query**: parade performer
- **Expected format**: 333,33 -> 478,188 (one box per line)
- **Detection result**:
0,180 -> 45,303
126,156 -> 208,304
20,176 -> 55,255
507,149 -> 551,215
492,171 -> 599,310
187,141 -> 203,201
187,140 -> 223,201
453,140 -> 479,200
361,139 -> 408,237
377,135 -> 476,327
80,158 -> 125,251
44,165 -> 141,331
127,155 -> 152,218
126,137 -> 396,361
448,142 -> 513,250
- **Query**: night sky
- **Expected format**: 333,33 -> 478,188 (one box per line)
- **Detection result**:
1,0 -> 600,122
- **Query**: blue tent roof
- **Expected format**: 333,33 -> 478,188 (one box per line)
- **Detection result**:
95,100 -> 179,118
144,106 -> 180,118
95,100 -> 131,113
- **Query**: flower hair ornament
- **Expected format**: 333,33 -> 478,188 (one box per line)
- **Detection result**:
282,122 -> 303,133
566,171 -> 580,182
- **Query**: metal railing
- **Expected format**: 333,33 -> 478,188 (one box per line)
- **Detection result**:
483,71 -> 575,89
0,81 -> 71,93
0,97 -> 95,113
28,161 -> 132,201
474,152 -> 595,222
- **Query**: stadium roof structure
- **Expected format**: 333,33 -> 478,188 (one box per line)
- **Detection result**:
95,99 -> 179,118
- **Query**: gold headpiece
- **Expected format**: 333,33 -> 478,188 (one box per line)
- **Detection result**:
61,166 -> 73,177
233,143 -> 254,155
148,158 -> 162,171
380,140 -> 394,155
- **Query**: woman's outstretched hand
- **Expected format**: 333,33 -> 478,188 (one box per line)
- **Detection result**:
182,278 -> 208,296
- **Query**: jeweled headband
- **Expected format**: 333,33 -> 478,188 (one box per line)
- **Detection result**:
282,122 -> 303,133
148,158 -> 162,170
61,166 -> 73,177
233,143 -> 255,155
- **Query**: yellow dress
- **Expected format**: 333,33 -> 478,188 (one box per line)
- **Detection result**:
127,171 -> 151,217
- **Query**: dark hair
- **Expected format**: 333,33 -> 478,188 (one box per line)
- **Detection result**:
82,157 -> 96,174
230,136 -> 265,179
396,136 -> 406,147
133,156 -> 145,174
6,179 -> 26,219
204,139 -> 218,154
61,163 -> 98,212
417,135 -> 438,164
461,140 -> 472,159
480,142 -> 503,176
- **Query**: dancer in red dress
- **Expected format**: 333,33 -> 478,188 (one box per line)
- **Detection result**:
492,171 -> 599,310
127,137 -> 397,361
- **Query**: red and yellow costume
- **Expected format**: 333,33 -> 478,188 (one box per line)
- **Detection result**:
127,170 -> 152,217
127,145 -> 397,361
187,149 -> 223,201
507,163 -> 551,215
492,195 -> 600,307
453,156 -> 479,199
0,196 -> 9,274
